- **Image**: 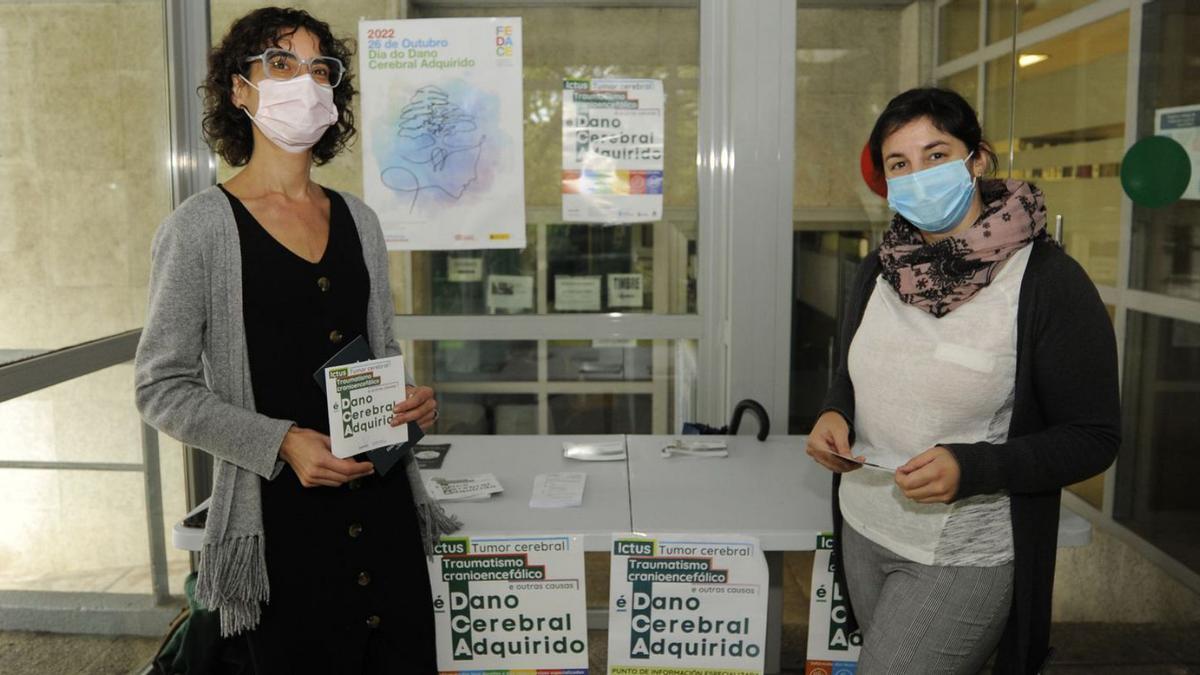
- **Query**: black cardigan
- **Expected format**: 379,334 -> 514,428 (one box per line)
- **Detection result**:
820,240 -> 1120,674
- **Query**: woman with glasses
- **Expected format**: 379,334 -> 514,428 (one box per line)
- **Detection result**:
804,88 -> 1120,674
135,8 -> 457,672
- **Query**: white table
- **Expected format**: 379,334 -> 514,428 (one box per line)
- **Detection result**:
420,434 -> 632,551
626,435 -> 825,673
627,435 -> 832,547
173,433 -> 1092,674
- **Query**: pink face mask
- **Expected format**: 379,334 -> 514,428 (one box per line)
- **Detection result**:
240,74 -> 338,153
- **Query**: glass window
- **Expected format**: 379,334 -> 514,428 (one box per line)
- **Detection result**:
0,0 -> 173,366
1115,312 -> 1200,575
1023,0 -> 1095,30
795,4 -> 912,211
791,3 -> 916,431
437,393 -> 539,435
0,366 -> 190,595
939,0 -> 980,64
549,393 -> 652,434
209,2 -> 701,437
548,340 -> 654,382
1129,0 -> 1200,302
1010,12 -> 1128,287
411,339 -> 695,435
407,4 -> 700,317
789,230 -> 871,433
938,67 -> 979,112
987,0 -> 1015,44
984,54 -> 1014,176
413,340 -> 539,383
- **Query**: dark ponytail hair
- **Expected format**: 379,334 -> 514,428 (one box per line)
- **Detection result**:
868,87 -> 998,174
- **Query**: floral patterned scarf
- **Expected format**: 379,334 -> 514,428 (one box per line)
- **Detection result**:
878,178 -> 1055,317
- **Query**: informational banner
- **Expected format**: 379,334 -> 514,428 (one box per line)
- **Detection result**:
608,533 -> 768,674
562,78 -> 664,224
430,534 -> 589,673
805,533 -> 860,675
360,18 -> 526,250
1156,104 -> 1200,200
324,355 -> 407,458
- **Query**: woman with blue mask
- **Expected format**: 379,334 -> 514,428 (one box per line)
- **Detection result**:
134,8 -> 459,673
804,88 -> 1119,674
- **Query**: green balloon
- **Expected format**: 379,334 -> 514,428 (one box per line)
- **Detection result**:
1121,135 -> 1192,208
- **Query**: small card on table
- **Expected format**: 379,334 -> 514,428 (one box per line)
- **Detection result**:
529,472 -> 587,508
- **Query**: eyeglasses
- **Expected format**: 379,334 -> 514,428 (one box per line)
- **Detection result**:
244,48 -> 345,88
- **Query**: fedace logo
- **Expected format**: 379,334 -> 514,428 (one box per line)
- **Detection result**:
495,25 -> 515,56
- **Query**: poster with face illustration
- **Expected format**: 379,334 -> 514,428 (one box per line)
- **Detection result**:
360,18 -> 526,250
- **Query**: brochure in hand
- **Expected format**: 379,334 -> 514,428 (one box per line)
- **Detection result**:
313,335 -> 423,476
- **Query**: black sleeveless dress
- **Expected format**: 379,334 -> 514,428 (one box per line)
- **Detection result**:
220,185 -> 438,673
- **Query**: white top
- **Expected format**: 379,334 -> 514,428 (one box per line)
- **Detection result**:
839,244 -> 1032,566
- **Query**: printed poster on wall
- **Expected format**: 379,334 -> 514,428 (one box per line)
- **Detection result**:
1156,104 -> 1200,201
562,78 -> 664,224
430,534 -> 589,673
360,18 -> 526,250
805,533 -> 860,675
608,533 -> 768,674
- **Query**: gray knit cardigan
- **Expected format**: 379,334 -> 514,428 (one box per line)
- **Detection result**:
134,186 -> 460,636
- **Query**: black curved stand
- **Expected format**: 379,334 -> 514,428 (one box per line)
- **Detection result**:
727,399 -> 770,441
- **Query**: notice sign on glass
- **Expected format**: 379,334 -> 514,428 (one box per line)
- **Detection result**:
805,532 -> 861,674
608,533 -> 768,674
562,78 -> 664,224
430,534 -> 589,673
1156,104 -> 1200,201
359,18 -> 527,250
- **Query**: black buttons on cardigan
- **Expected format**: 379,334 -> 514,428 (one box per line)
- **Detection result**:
357,571 -> 372,587
348,479 -> 362,491
348,523 -> 363,538
366,615 -> 381,629
329,329 -> 344,344
317,276 -> 331,292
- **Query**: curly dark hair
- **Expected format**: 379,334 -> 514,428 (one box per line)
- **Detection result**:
201,7 -> 356,166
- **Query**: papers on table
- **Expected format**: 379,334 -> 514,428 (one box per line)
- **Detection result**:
530,472 -> 587,509
563,440 -> 626,461
660,439 -> 729,458
426,473 -> 503,501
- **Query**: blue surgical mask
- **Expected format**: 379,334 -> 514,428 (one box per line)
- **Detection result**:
886,153 -> 977,234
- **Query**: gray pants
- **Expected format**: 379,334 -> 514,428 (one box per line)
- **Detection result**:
842,522 -> 1014,675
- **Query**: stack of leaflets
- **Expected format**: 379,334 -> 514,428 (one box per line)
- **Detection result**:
425,473 -> 504,502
